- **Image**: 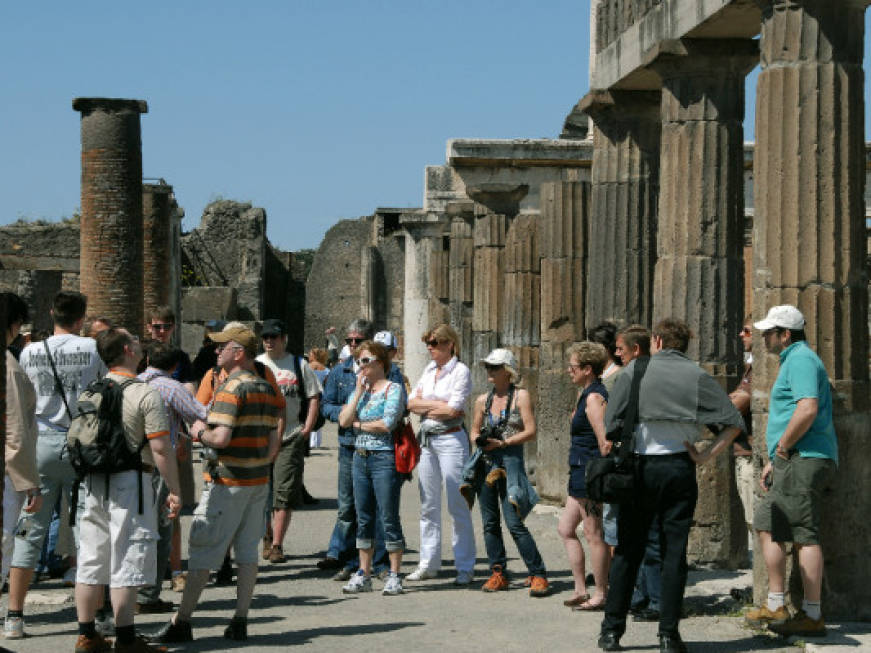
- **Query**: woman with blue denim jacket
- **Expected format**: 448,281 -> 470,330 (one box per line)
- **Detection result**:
338,341 -> 406,596
470,349 -> 549,597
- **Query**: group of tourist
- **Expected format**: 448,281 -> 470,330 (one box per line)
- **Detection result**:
0,288 -> 839,653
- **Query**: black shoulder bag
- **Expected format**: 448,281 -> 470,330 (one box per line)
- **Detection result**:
585,356 -> 649,504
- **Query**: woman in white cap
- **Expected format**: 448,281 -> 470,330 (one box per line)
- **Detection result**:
468,348 -> 548,596
406,324 -> 475,584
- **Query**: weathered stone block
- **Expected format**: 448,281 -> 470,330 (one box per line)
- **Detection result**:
473,213 -> 509,248
504,215 -> 539,273
536,369 -> 577,501
502,272 -> 541,347
539,181 -> 589,259
540,258 -> 585,342
429,250 -> 449,301
472,248 -> 503,333
181,286 -> 237,323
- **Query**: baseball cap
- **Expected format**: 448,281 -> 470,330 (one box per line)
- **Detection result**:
374,330 -> 397,350
480,348 -> 519,381
261,318 -> 287,337
753,305 -> 806,331
209,326 -> 258,357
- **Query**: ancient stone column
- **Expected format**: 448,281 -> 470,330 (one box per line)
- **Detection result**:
537,181 -> 591,500
73,97 -> 147,336
580,90 -> 660,331
647,40 -> 758,568
447,202 -> 475,367
142,181 -> 173,332
752,0 -> 871,619
402,218 -> 447,389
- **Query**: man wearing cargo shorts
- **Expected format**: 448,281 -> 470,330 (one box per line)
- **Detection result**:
745,305 -> 837,638
74,328 -> 182,653
151,325 -> 281,644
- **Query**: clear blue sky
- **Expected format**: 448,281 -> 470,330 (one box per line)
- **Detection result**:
2,2 -> 870,251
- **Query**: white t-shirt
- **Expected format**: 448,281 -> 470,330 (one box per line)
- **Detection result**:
256,353 -> 322,439
20,334 -> 107,433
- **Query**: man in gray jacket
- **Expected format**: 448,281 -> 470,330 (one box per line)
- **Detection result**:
598,319 -> 745,653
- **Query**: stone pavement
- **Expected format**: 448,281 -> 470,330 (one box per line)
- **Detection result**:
4,426 -> 869,652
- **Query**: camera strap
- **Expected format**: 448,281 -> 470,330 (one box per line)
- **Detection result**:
483,383 -> 515,430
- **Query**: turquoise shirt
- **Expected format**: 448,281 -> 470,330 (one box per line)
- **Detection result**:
766,341 -> 837,463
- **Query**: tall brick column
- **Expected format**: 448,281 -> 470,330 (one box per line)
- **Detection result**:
752,0 -> 871,619
537,181 -> 590,500
648,40 -> 758,568
580,90 -> 660,330
142,181 -> 173,333
73,98 -> 147,336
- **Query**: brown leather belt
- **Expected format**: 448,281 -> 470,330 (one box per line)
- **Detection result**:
433,426 -> 462,436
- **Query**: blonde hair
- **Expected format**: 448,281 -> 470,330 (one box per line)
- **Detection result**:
422,323 -> 461,359
567,341 -> 609,377
309,347 -> 328,367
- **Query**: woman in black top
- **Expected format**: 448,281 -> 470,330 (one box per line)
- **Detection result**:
557,342 -> 611,610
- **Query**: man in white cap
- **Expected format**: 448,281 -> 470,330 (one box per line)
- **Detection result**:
745,305 -> 837,638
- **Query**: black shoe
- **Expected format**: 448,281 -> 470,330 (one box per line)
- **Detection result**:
597,631 -> 622,651
135,598 -> 175,614
214,561 -> 234,585
633,607 -> 660,622
316,557 -> 342,570
659,633 -> 688,653
224,617 -> 247,641
149,618 -> 193,644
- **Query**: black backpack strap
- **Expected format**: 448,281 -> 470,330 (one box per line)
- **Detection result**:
292,355 -> 308,424
616,357 -> 650,464
43,340 -> 74,422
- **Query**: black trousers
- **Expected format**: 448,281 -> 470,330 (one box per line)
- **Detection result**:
601,452 -> 698,638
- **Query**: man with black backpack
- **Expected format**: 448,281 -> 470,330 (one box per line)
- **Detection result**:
255,318 -> 322,564
5,291 -> 106,641
71,327 -> 181,653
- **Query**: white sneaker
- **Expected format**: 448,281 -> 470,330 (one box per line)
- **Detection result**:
342,570 -> 372,594
63,566 -> 77,587
3,616 -> 24,639
405,567 -> 437,581
382,573 -> 404,595
454,570 -> 474,585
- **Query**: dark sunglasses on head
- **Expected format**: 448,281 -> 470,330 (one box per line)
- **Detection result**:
151,323 -> 173,331
358,356 -> 376,366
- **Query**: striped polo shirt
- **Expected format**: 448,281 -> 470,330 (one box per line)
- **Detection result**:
205,369 -> 282,486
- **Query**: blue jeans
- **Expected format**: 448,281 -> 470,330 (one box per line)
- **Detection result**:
327,445 -> 388,571
478,451 -> 545,576
631,515 -> 662,611
352,450 -> 404,552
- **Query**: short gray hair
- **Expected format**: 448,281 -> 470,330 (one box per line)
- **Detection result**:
347,318 -> 375,339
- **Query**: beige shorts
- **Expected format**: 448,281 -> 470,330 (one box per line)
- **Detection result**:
188,481 -> 268,571
734,455 -> 754,527
77,470 -> 159,588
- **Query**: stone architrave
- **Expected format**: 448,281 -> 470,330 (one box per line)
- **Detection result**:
580,90 -> 660,331
752,0 -> 871,619
647,39 -> 758,568
73,97 -> 147,336
142,181 -> 173,332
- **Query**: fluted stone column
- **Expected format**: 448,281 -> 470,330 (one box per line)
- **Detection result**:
447,203 -> 475,367
73,97 -> 147,335
403,219 -> 447,390
648,40 -> 758,568
142,181 -> 173,333
753,0 -> 871,619
537,181 -> 591,500
580,90 -> 660,331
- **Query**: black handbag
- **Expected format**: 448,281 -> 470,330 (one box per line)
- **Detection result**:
585,356 -> 649,504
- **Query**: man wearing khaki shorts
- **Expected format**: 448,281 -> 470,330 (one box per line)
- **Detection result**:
151,326 -> 281,644
745,306 -> 837,638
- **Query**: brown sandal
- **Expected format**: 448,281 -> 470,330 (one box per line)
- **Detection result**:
572,598 -> 606,611
563,594 -> 591,607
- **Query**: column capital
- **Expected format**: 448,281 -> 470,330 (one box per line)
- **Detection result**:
72,97 -> 148,115
578,89 -> 661,122
466,183 -> 528,217
643,39 -> 759,80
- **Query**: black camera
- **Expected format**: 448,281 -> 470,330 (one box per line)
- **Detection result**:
475,423 -> 504,448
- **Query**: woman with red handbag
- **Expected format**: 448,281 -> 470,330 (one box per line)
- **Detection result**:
337,341 -> 407,596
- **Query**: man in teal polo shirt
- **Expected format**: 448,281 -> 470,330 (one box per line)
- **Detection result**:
746,305 -> 837,638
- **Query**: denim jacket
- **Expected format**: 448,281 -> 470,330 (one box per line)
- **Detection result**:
321,357 -> 407,447
460,445 -> 539,521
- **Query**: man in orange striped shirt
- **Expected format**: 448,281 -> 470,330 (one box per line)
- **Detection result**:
152,326 -> 281,645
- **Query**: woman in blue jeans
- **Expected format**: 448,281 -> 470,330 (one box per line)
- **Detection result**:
338,341 -> 406,595
469,349 -> 548,596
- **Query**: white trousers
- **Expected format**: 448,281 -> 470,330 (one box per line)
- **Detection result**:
2,475 -> 26,585
417,431 -> 475,573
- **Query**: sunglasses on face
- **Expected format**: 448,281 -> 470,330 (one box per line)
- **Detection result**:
151,323 -> 173,331
740,327 -> 751,336
484,363 -> 503,372
358,356 -> 376,366
346,337 -> 364,345
262,333 -> 281,340
425,339 -> 444,348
